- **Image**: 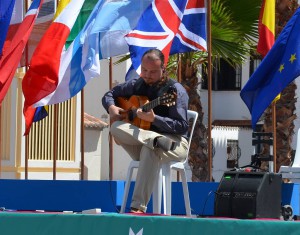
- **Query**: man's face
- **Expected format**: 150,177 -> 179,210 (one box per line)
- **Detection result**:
140,55 -> 164,85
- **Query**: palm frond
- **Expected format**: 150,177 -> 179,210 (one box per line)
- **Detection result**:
113,54 -> 131,65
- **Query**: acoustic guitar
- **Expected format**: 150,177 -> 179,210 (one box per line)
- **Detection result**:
116,87 -> 177,130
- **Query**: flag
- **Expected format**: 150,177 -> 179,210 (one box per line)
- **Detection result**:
2,1 -> 24,56
20,0 -> 56,67
240,7 -> 300,129
27,0 -> 151,108
97,0 -> 152,59
257,0 -> 280,103
125,65 -> 140,81
24,0 -> 70,131
33,106 -> 49,122
28,0 -> 98,128
0,0 -> 15,57
257,0 -> 275,57
0,0 -> 43,104
54,0 -> 71,18
65,0 -> 99,48
23,0 -> 152,134
22,0 -> 85,135
24,0 -> 56,125
125,0 -> 207,74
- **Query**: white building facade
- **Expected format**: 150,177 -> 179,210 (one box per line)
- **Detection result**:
1,55 -> 300,183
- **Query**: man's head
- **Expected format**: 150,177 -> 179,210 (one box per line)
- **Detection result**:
140,49 -> 165,85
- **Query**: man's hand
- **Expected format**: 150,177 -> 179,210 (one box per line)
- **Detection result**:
108,105 -> 125,123
136,108 -> 155,122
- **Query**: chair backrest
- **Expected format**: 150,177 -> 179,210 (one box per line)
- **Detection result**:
292,128 -> 300,167
186,110 -> 198,152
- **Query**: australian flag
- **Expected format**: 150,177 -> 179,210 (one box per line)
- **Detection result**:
125,0 -> 207,74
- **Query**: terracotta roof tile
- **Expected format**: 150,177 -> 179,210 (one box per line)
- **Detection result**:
84,113 -> 108,130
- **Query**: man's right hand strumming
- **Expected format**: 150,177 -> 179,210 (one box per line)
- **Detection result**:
108,105 -> 125,123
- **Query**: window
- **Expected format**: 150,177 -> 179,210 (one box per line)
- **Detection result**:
249,56 -> 262,77
226,139 -> 241,168
202,58 -> 242,91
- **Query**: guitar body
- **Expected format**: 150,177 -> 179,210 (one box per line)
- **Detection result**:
113,87 -> 177,131
117,95 -> 152,130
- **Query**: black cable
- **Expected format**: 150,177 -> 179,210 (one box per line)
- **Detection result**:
197,190 -> 215,218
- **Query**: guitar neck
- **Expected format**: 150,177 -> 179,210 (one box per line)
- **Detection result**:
142,97 -> 160,112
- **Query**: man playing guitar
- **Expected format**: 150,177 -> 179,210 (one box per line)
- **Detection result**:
102,48 -> 189,213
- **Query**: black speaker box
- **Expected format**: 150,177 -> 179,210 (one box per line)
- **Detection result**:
214,171 -> 282,219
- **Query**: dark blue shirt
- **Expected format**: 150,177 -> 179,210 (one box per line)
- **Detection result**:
102,77 -> 189,138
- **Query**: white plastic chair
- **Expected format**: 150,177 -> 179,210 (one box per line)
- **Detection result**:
120,110 -> 198,216
279,128 -> 300,182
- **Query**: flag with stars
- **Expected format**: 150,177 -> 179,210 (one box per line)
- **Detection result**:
240,7 -> 300,128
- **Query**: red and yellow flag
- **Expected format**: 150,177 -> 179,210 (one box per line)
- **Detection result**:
257,0 -> 280,102
257,0 -> 275,57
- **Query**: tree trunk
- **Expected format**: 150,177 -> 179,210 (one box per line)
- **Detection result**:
181,58 -> 210,182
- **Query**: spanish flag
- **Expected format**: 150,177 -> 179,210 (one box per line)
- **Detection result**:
257,0 -> 280,103
257,0 -> 275,57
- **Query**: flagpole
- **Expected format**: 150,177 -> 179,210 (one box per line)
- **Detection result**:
177,53 -> 182,182
207,0 -> 212,181
109,58 -> 113,180
177,53 -> 182,83
0,104 -> 2,179
25,136 -> 28,179
51,0 -> 60,182
25,2 -> 29,177
53,104 -> 58,180
80,89 -> 85,180
272,102 -> 277,172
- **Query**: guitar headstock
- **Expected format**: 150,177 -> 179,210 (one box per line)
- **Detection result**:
159,87 -> 177,107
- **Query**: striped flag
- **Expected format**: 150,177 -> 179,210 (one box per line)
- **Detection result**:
125,0 -> 207,74
0,0 -> 43,104
257,0 -> 275,57
257,0 -> 280,103
22,0 -> 152,134
2,1 -> 24,57
26,0 -> 151,108
65,0 -> 99,48
22,0 -> 85,135
0,0 -> 16,57
20,0 -> 56,67
29,0 -> 97,127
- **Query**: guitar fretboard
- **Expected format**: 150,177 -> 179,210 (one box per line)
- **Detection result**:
142,97 -> 161,112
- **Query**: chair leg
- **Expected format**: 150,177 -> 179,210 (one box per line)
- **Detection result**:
152,167 -> 162,214
162,165 -> 172,215
180,169 -> 192,216
120,166 -> 135,213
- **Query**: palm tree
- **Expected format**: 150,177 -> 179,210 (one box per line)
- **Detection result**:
262,0 -> 299,172
166,0 -> 262,181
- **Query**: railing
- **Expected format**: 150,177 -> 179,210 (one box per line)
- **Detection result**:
1,88 -> 11,161
28,99 -> 76,162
